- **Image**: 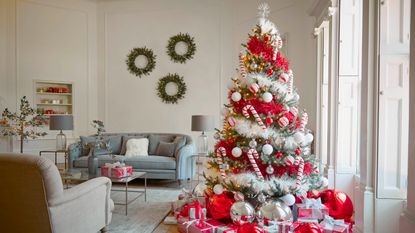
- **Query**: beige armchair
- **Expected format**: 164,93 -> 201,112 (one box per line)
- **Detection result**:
0,153 -> 114,233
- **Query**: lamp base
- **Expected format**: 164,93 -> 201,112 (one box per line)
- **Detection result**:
56,130 -> 67,151
197,132 -> 208,155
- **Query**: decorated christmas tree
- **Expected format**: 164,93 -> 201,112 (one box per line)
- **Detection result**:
202,2 -> 327,216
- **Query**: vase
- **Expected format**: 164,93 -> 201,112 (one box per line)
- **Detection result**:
87,148 -> 99,176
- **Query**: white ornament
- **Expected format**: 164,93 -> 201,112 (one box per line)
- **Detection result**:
266,165 -> 274,174
262,92 -> 273,103
293,132 -> 305,145
232,147 -> 243,158
285,155 -> 295,166
262,144 -> 273,155
304,133 -> 314,144
279,73 -> 289,83
231,92 -> 242,102
279,193 -> 296,206
250,63 -> 258,70
213,184 -> 224,195
249,139 -> 257,148
320,177 -> 329,187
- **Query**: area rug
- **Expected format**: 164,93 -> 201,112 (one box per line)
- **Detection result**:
108,187 -> 181,233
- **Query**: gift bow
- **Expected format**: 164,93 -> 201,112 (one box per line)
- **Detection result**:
322,215 -> 349,231
304,197 -> 324,208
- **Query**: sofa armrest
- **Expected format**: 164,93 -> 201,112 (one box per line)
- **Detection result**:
48,177 -> 114,230
176,144 -> 195,180
68,142 -> 82,168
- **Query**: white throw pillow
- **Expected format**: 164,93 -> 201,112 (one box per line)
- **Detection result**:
125,138 -> 149,157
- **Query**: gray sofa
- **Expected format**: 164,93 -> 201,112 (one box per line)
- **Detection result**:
68,133 -> 195,181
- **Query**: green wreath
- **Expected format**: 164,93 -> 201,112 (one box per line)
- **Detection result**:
157,73 -> 187,104
166,33 -> 196,63
126,47 -> 156,77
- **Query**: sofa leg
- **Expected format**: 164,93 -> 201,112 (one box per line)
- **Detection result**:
100,226 -> 108,232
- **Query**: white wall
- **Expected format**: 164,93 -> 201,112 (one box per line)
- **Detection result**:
97,0 -> 317,146
0,0 -> 97,159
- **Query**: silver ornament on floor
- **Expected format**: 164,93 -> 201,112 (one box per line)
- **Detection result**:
249,139 -> 257,148
266,165 -> 274,174
256,200 -> 293,225
193,183 -> 207,197
230,201 -> 255,225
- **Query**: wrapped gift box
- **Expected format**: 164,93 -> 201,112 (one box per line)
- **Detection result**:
293,198 -> 329,221
101,163 -> 132,178
177,217 -> 224,233
216,224 -> 238,233
260,220 -> 292,233
320,216 -> 350,233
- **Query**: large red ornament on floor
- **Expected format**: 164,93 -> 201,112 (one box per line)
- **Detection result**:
318,189 -> 354,223
237,222 -> 265,233
207,192 -> 235,221
292,222 -> 323,233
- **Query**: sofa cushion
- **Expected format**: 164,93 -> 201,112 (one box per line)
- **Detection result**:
73,155 -> 126,168
155,141 -> 175,157
80,136 -> 122,156
125,138 -> 149,157
124,155 -> 176,170
148,134 -> 175,155
120,135 -> 147,155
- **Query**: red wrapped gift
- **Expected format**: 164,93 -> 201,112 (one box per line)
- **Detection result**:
294,198 -> 329,221
319,216 -> 350,233
101,162 -> 132,178
260,220 -> 292,233
177,217 -> 224,233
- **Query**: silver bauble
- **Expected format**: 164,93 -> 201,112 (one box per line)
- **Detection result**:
230,201 -> 255,225
256,200 -> 293,225
250,63 -> 258,69
213,184 -> 224,195
193,183 -> 207,197
266,165 -> 274,174
249,139 -> 258,148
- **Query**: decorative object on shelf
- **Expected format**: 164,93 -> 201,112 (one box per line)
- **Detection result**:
191,115 -> 215,155
126,47 -> 156,77
35,81 -> 73,116
156,73 -> 187,104
0,96 -> 47,153
49,115 -> 74,151
166,33 -> 196,63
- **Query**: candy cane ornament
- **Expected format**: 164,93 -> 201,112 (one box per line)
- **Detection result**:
242,105 -> 266,131
216,147 -> 227,179
247,148 -> 264,180
239,52 -> 247,78
299,112 -> 308,131
294,156 -> 304,190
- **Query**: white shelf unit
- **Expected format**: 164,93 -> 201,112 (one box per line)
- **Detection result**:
34,80 -> 74,116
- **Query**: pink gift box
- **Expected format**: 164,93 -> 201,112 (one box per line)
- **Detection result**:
319,216 -> 350,233
101,165 -> 132,178
294,198 -> 329,221
261,220 -> 292,233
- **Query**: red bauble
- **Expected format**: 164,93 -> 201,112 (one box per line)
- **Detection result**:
264,35 -> 271,42
266,69 -> 274,75
295,147 -> 302,155
293,222 -> 323,233
276,152 -> 283,158
318,189 -> 354,223
266,117 -> 273,126
237,223 -> 265,233
207,192 -> 235,221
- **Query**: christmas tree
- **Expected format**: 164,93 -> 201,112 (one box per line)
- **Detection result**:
204,3 -> 326,207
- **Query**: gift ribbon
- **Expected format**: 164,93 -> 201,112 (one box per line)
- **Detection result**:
303,198 -> 324,209
322,215 -> 349,231
259,220 -> 292,233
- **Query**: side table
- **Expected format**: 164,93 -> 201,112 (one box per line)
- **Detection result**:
39,150 -> 68,169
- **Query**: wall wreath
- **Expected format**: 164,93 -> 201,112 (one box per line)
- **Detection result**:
157,73 -> 187,104
126,47 -> 156,77
166,33 -> 196,63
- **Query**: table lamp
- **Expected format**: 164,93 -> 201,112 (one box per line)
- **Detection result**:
191,115 -> 214,155
49,115 -> 73,151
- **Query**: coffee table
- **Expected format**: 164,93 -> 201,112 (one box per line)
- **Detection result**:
60,169 -> 147,215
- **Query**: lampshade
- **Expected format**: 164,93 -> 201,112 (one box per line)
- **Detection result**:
49,115 -> 74,131
191,115 -> 214,132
